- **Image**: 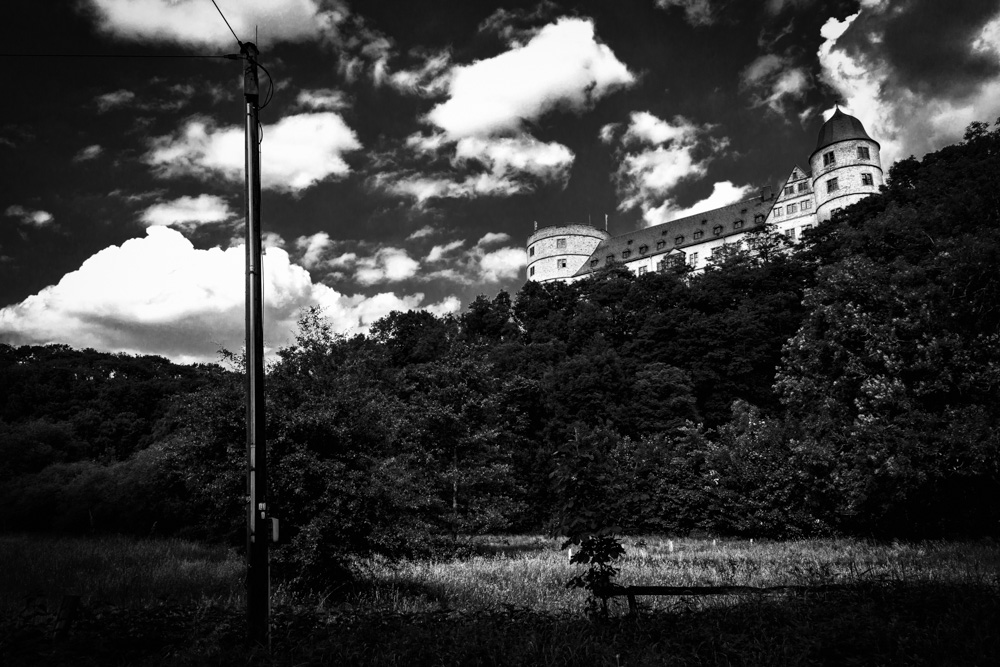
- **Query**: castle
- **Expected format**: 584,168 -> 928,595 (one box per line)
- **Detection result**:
526,108 -> 884,282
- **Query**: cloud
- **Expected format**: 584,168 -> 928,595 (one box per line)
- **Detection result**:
426,17 -> 634,138
5,205 -> 53,226
645,181 -> 757,226
605,112 -> 726,223
74,145 -> 104,161
354,247 -> 421,286
84,0 -> 336,46
141,195 -> 233,228
655,0 -> 717,26
388,49 -> 453,96
146,112 -> 361,193
96,89 -> 136,112
377,134 -> 574,204
0,226 -> 445,364
295,232 -> 333,269
294,88 -> 349,111
424,296 -> 462,318
422,234 -> 527,285
818,2 -> 1000,168
477,2 -> 561,44
741,54 -> 810,115
406,225 -> 436,240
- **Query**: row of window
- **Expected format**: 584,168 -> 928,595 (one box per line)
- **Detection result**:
822,145 -> 872,167
773,199 -> 813,217
783,181 -> 811,196
826,172 -> 874,193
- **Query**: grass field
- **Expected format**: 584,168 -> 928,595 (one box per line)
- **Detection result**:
2,534 -> 998,665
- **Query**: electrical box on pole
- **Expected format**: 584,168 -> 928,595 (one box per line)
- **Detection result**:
242,40 -> 269,649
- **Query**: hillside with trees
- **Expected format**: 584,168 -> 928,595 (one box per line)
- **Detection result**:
2,119 -> 998,586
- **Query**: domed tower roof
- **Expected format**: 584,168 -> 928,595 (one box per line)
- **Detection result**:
814,107 -> 874,151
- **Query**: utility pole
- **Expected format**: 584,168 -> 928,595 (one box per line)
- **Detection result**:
242,40 -> 269,649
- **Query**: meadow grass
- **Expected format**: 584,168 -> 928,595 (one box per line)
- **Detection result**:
2,533 -> 998,665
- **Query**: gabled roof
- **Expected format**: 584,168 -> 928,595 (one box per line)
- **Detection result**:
572,193 -> 775,277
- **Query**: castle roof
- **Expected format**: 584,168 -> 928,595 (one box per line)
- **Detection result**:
572,193 -> 775,278
814,108 -> 874,152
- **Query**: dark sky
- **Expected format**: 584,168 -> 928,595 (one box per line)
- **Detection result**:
1,0 -> 998,362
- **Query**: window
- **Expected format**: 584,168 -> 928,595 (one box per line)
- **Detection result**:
622,250 -> 631,259
827,177 -> 839,193
627,239 -> 633,245
733,219 -> 744,230
529,246 -> 534,257
713,225 -> 723,235
688,251 -> 698,266
861,173 -> 874,186
590,259 -> 599,267
787,203 -> 797,214
555,238 -> 566,249
529,266 -> 535,276
801,224 -> 813,232
801,200 -> 812,210
857,146 -> 870,160
693,230 -> 703,240
787,228 -> 796,241
784,186 -> 794,196
754,213 -> 765,223
639,244 -> 648,254
607,254 -> 615,263
675,235 -> 684,245
823,151 -> 835,166
638,266 -> 647,276
711,246 -> 723,258
774,207 -> 784,217
557,258 -> 567,269
656,240 -> 666,250
797,182 -> 809,192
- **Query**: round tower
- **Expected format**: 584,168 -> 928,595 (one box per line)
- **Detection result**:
526,223 -> 610,283
809,108 -> 883,221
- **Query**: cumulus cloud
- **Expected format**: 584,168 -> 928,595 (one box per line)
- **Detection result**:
141,195 -> 233,228
146,112 -> 361,193
425,240 -> 465,263
84,0 -> 335,46
818,2 -> 1000,169
426,18 -> 634,138
477,2 -> 561,44
0,226 -> 445,363
646,181 -> 757,225
655,0 -> 717,26
406,226 -> 437,240
5,205 -> 53,226
74,145 -> 103,161
295,232 -> 333,269
604,112 -> 727,224
353,247 -> 421,286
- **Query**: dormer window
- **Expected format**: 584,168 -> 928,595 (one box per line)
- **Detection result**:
622,250 -> 632,259
639,244 -> 648,254
674,235 -> 684,245
713,225 -> 723,235
693,230 -> 703,240
733,219 -> 744,230
590,259 -> 599,267
656,240 -> 666,250
627,239 -> 634,245
754,213 -> 765,223
607,254 -> 615,263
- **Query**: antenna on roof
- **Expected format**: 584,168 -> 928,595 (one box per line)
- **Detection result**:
534,220 -> 538,232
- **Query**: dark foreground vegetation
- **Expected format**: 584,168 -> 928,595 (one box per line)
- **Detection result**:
2,534 -> 998,666
2,121 -> 1000,662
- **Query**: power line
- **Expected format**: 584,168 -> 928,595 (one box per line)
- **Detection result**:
210,0 -> 244,49
0,53 -> 239,59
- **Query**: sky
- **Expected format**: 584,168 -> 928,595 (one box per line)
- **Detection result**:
1,0 -> 998,363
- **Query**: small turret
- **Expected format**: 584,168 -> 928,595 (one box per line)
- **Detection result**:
809,107 -> 883,221
526,223 -> 611,283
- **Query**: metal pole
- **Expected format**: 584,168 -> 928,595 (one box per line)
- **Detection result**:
242,41 -> 269,648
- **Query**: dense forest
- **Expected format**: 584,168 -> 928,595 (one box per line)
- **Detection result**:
2,120 -> 998,588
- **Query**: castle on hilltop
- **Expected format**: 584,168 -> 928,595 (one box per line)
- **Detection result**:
526,108 -> 884,282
